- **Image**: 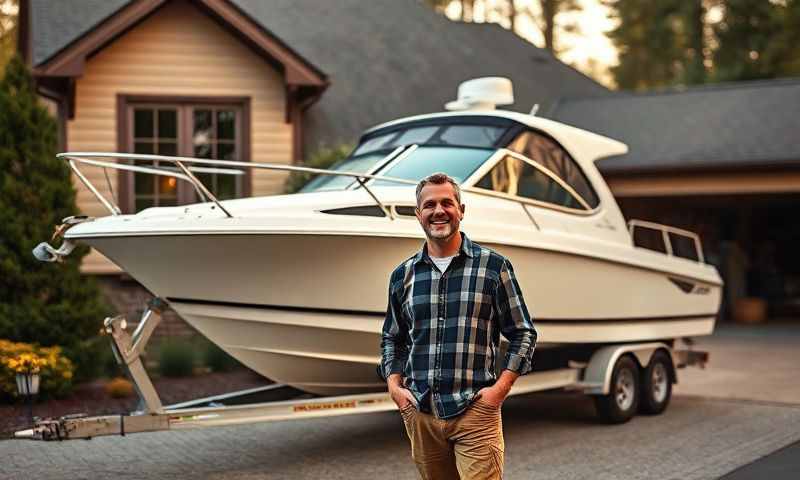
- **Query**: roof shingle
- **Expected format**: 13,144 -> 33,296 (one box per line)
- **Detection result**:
548,78 -> 800,173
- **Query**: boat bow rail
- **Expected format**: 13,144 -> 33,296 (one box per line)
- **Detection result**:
57,150 -> 420,220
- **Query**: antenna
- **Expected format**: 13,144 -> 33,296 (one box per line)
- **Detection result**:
530,104 -> 540,116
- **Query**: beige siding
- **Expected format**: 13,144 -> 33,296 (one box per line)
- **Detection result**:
69,0 -> 292,273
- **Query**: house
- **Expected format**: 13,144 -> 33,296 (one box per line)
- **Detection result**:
547,79 -> 800,322
20,0 -> 609,333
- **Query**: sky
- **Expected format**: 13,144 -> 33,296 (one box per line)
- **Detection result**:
442,0 -> 619,87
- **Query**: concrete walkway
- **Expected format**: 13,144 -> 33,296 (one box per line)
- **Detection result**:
675,323 -> 800,404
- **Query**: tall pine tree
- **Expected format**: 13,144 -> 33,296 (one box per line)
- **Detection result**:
605,0 -> 687,90
714,0 -> 785,81
0,55 -> 108,380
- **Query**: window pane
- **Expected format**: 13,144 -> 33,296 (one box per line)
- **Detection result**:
133,160 -> 155,196
507,132 -> 599,208
158,142 -> 177,156
134,142 -> 154,155
194,144 -> 212,159
134,109 -> 154,138
196,172 -> 213,190
217,110 -> 236,140
136,197 -> 155,211
134,171 -> 154,195
217,175 -> 237,200
438,125 -> 504,147
669,232 -> 699,261
476,156 -> 584,210
634,228 -> 667,254
373,146 -> 494,186
301,152 -> 387,192
158,196 -> 177,207
194,109 -> 213,143
387,126 -> 438,147
158,175 -> 178,197
218,143 -> 236,161
158,110 -> 177,139
351,132 -> 397,156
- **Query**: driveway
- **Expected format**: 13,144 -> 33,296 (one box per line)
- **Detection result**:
2,324 -> 799,480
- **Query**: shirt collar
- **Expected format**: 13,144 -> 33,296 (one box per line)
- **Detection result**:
413,232 -> 475,265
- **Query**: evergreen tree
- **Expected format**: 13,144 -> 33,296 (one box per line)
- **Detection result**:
679,0 -> 707,85
605,0 -> 686,90
712,0 -> 782,81
0,55 -> 109,380
772,0 -> 800,77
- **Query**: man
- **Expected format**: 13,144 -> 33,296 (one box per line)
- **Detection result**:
381,172 -> 537,479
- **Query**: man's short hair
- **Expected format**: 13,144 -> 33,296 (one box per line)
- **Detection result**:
416,173 -> 462,207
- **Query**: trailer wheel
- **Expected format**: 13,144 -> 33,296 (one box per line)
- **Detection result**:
639,350 -> 672,415
594,355 -> 639,424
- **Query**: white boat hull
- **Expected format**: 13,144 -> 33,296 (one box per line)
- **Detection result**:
83,232 -> 721,395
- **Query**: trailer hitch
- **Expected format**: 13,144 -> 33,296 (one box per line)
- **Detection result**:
32,215 -> 93,262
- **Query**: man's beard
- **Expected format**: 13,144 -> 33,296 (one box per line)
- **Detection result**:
424,221 -> 456,240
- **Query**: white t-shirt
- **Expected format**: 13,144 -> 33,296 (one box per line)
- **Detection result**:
430,254 -> 458,273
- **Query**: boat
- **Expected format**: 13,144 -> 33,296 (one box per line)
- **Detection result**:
41,78 -> 722,396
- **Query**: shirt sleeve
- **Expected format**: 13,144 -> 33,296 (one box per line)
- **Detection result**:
494,258 -> 537,375
380,282 -> 410,380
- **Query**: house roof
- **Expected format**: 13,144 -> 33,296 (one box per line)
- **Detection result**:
230,0 -> 610,150
27,0 -> 610,153
547,78 -> 800,174
29,0 -> 327,86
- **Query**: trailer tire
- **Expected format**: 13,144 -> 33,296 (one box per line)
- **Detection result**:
638,350 -> 672,415
594,355 -> 639,424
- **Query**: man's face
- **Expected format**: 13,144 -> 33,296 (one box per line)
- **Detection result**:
415,182 -> 465,241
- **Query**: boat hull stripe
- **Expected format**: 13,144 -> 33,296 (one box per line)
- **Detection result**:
167,297 -> 716,323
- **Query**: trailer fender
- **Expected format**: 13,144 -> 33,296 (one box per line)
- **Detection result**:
581,342 -> 672,395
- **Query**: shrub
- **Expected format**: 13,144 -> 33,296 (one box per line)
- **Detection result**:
158,340 -> 195,377
0,339 -> 75,401
284,143 -> 354,194
104,377 -> 134,399
0,55 -> 110,381
202,340 -> 239,373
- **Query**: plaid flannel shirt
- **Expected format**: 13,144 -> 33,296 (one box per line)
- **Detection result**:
381,232 -> 537,419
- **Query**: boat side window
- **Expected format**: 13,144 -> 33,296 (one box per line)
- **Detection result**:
436,125 -> 505,147
632,228 -> 668,254
356,124 -> 507,156
351,132 -> 399,156
507,131 -> 599,208
300,151 -> 384,192
387,126 -> 440,147
475,155 -> 585,210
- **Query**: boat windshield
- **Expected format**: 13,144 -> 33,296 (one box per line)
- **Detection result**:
300,146 -> 495,192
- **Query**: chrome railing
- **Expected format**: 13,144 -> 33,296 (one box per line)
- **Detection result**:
57,149 -> 419,220
628,219 -> 705,263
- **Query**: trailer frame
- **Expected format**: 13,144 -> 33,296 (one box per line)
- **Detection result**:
14,299 -> 708,441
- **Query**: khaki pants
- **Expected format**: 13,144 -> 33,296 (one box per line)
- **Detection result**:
400,400 -> 504,479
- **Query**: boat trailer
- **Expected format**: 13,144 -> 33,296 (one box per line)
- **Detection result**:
13,299 -> 708,440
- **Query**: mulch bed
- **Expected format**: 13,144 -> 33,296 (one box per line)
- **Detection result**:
1,368 -> 269,438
